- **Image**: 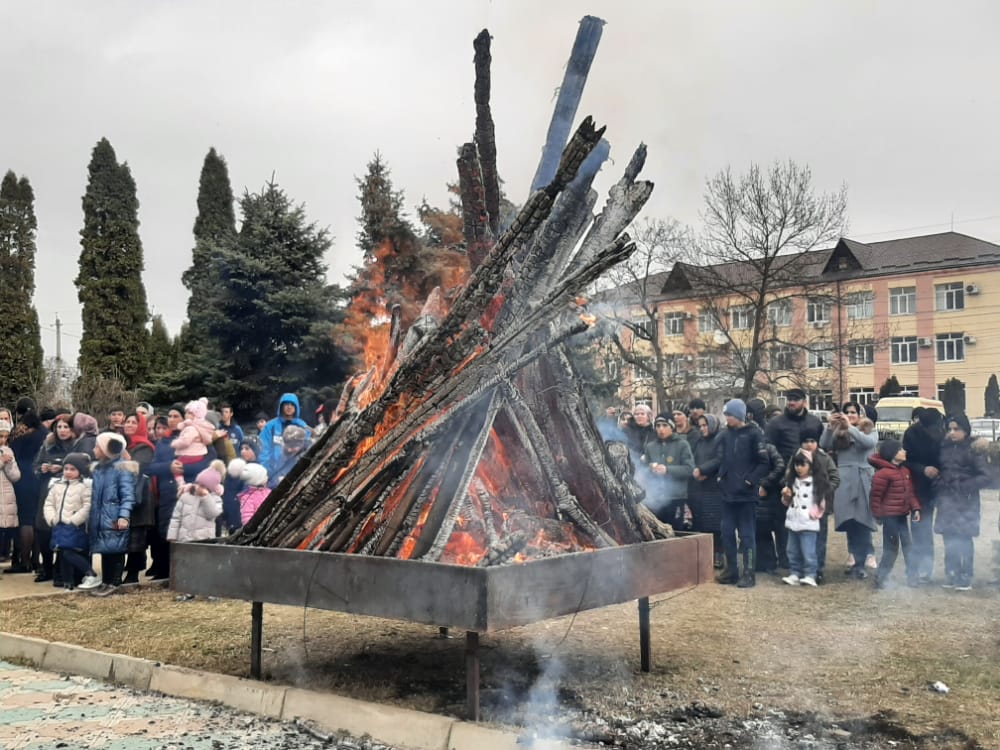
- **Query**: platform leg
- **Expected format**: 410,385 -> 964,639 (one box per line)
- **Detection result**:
251,601 -> 263,679
465,630 -> 480,721
638,596 -> 651,672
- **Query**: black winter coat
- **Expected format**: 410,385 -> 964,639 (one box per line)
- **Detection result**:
717,423 -> 769,502
765,409 -> 823,462
903,422 -> 943,507
934,437 -> 991,537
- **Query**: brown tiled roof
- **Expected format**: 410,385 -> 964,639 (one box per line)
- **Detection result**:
655,232 -> 1000,298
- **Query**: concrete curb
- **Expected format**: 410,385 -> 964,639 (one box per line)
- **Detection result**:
0,631 -> 574,750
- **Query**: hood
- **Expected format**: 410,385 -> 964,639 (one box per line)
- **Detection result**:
128,412 -> 155,452
276,393 -> 301,419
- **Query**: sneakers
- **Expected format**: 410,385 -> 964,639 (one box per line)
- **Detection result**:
782,574 -> 800,586
865,554 -> 878,570
77,574 -> 103,591
954,582 -> 972,592
845,554 -> 856,569
92,583 -> 119,597
800,576 -> 818,587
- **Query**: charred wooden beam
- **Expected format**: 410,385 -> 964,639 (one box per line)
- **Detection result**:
473,29 -> 500,240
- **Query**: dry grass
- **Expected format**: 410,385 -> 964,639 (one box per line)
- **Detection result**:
4,500 -> 1000,747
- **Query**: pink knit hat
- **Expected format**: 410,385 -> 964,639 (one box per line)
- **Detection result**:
195,467 -> 222,492
185,397 -> 209,420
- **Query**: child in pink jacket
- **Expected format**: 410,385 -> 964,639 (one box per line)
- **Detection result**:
227,458 -> 270,527
172,398 -> 215,466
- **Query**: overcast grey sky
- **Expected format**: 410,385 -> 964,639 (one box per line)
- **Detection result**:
3,1 -> 999,364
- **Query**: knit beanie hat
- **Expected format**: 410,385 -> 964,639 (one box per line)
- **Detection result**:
800,425 -> 823,443
723,398 -> 747,423
947,413 -> 972,436
185,397 -> 209,421
282,424 -> 307,448
195,467 -> 222,492
243,462 -> 268,487
654,412 -> 675,429
73,412 -> 99,436
63,452 -> 91,476
0,419 -> 11,434
95,432 -> 126,458
879,439 -> 902,463
632,404 -> 653,418
39,407 -> 57,422
688,398 -> 706,411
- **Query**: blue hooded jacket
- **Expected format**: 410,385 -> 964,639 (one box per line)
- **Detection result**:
258,393 -> 311,474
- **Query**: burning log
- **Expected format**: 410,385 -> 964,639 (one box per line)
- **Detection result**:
230,23 -> 666,566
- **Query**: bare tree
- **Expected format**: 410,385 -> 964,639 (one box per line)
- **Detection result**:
597,217 -> 689,409
682,161 -> 849,400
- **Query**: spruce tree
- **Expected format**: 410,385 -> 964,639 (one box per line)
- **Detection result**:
0,171 -> 44,403
147,314 -> 175,374
210,180 -> 348,410
76,138 -> 149,387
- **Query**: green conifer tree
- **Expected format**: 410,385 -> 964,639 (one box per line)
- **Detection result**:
147,314 -> 175,374
76,138 -> 150,387
0,171 -> 44,403
211,179 -> 348,410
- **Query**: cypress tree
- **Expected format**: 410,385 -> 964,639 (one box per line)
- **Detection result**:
76,138 -> 150,387
986,374 -> 1000,417
0,171 -> 44,403
147,314 -> 175,374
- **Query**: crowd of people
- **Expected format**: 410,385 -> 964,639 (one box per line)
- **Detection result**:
1,387 -> 995,597
0,393 -> 319,595
598,389 -> 997,591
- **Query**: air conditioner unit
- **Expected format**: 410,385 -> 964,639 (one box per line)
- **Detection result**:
964,335 -> 977,345
684,355 -> 694,362
918,337 -> 934,347
683,312 -> 694,320
966,283 -> 981,295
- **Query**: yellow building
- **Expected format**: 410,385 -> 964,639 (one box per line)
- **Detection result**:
612,232 -> 1000,415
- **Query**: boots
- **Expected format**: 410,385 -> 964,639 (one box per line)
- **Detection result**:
716,553 -> 739,584
737,549 -> 756,588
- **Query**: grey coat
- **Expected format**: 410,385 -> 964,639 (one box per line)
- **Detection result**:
820,424 -> 877,531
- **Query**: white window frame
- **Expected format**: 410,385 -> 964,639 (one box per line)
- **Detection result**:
807,341 -> 834,369
936,332 -> 965,362
848,339 -> 874,366
849,387 -> 877,405
730,305 -> 754,330
767,300 -> 792,327
809,391 -> 834,411
935,282 -> 965,311
846,291 -> 874,320
889,286 -> 916,315
663,312 -> 686,337
696,354 -> 715,376
807,298 -> 832,325
632,316 -> 657,341
697,309 -> 718,333
771,345 -> 796,370
891,336 -> 918,364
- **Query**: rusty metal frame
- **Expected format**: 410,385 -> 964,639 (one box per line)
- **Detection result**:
171,533 -> 714,719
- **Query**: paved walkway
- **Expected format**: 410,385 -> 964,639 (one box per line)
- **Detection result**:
0,659 -> 393,750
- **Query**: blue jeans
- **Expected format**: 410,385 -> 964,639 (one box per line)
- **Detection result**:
942,534 -> 975,586
911,497 -> 936,579
786,530 -> 818,579
878,515 -> 914,581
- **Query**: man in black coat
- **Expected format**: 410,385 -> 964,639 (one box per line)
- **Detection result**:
716,398 -> 770,588
903,408 -> 944,583
764,388 -> 824,571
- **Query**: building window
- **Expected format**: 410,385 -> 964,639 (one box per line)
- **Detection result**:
634,397 -> 653,411
889,286 -> 916,315
935,282 -> 965,311
807,342 -> 834,369
632,316 -> 657,341
846,292 -> 874,320
849,387 -> 877,405
731,305 -> 754,330
696,355 -> 715,376
848,339 -> 874,366
697,309 -> 718,333
767,300 -> 792,327
891,336 -> 918,364
664,312 -> 686,336
809,391 -> 833,411
807,298 -> 832,325
665,355 -> 688,379
770,345 -> 796,370
936,332 -> 965,362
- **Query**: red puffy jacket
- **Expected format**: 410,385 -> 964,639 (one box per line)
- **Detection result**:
868,455 -> 921,518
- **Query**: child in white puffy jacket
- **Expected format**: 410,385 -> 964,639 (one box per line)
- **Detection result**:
167,460 -> 224,543
780,449 -> 831,587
